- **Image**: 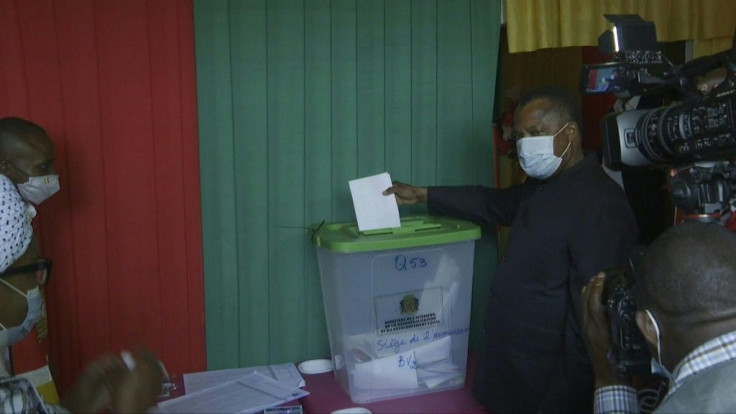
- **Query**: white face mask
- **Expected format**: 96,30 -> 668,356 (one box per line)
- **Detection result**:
17,175 -> 60,205
516,122 -> 572,180
645,309 -> 672,380
0,279 -> 43,348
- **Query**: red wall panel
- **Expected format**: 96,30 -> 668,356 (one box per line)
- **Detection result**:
0,0 -> 205,393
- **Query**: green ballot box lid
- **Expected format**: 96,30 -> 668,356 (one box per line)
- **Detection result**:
312,215 -> 480,253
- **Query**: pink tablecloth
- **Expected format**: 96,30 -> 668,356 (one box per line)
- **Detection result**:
299,354 -> 490,414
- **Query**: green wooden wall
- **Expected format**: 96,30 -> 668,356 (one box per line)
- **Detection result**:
193,0 -> 502,369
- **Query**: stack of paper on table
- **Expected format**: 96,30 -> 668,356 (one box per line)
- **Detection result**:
156,363 -> 308,414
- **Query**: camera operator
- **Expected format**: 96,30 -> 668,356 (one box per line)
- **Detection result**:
581,222 -> 736,413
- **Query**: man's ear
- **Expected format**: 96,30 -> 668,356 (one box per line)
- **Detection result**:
564,122 -> 579,142
635,310 -> 658,348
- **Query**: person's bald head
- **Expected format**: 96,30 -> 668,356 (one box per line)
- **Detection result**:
634,222 -> 736,320
0,117 -> 56,185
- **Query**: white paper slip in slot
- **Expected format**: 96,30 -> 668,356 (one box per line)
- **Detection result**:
348,172 -> 401,231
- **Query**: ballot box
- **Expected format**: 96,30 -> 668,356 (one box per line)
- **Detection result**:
313,216 -> 481,404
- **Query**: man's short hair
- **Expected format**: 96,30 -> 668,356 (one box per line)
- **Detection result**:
0,117 -> 47,142
634,222 -> 736,318
516,85 -> 583,131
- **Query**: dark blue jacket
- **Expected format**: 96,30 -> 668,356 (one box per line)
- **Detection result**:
428,152 -> 638,413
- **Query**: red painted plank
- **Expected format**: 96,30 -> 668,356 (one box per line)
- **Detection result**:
0,0 -> 29,115
13,0 -> 80,392
0,0 -> 205,392
177,0 -> 207,374
93,0 -> 162,353
147,0 -> 203,376
53,0 -> 112,389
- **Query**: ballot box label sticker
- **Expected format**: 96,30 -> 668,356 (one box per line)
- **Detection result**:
375,287 -> 443,335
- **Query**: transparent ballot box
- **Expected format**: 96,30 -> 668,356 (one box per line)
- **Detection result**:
313,216 -> 480,403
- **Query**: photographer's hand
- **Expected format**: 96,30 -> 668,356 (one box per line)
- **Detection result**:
581,273 -> 631,389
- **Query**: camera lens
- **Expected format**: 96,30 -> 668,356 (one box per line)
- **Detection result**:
636,107 -> 673,163
634,93 -> 736,164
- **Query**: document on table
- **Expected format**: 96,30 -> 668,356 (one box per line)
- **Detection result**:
349,172 -> 401,231
182,363 -> 305,393
157,371 -> 309,414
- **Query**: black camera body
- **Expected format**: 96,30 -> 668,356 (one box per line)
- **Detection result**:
601,267 -> 651,377
581,14 -> 736,219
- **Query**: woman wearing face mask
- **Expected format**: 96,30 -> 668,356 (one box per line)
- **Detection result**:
0,177 -> 163,413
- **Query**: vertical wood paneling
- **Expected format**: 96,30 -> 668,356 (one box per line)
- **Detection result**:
177,0 -> 207,373
194,0 -> 501,368
147,0 -> 205,373
356,0 -> 385,177
384,0 -> 412,185
303,0 -> 332,358
13,0 -> 81,390
437,1 -> 473,186
470,0 -> 497,185
52,0 -> 108,386
229,0 -> 270,366
469,0 -> 502,350
330,0 -> 358,222
0,0 -> 29,113
193,0 -> 240,370
266,0 -> 306,364
410,0 -> 437,204
1,0 -> 205,392
94,0 -> 163,353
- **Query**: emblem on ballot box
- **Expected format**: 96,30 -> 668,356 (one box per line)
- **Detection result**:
400,294 -> 419,315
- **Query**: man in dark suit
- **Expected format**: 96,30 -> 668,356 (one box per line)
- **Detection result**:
384,85 -> 638,412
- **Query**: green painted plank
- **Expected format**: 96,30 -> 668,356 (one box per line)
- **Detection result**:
384,0 -> 412,186
471,0 -> 498,187
229,0 -> 270,366
437,0 -> 473,186
468,0 -> 502,352
194,0 -> 502,369
356,0 -> 385,177
266,0 -> 306,364
409,0 -> 437,215
304,0 -> 332,359
193,0 -> 240,370
330,0 -> 358,222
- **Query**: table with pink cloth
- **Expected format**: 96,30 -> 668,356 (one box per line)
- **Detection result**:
298,354 -> 490,414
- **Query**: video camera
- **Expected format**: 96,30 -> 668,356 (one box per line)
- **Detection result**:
581,14 -> 736,220
583,15 -> 736,378
600,246 -> 651,377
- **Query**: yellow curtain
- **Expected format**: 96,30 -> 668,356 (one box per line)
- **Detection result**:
506,0 -> 736,57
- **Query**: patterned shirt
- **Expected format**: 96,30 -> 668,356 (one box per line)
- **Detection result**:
594,329 -> 736,413
0,376 -> 67,414
0,174 -> 34,274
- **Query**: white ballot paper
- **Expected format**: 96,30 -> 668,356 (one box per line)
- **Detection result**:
157,371 -> 308,414
349,172 -> 401,231
182,363 -> 305,393
353,349 -> 419,390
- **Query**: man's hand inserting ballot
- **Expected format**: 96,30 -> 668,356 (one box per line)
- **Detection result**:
383,181 -> 428,206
